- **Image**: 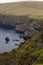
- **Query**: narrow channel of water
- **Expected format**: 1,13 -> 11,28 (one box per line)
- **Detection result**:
0,27 -> 24,53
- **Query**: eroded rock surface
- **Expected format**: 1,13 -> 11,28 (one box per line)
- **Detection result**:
0,14 -> 41,39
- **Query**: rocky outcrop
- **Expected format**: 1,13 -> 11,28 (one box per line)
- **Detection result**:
0,14 -> 41,40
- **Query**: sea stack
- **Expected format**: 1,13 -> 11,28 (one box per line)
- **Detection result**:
5,37 -> 9,44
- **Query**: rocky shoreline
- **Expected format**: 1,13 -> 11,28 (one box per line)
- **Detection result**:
0,14 -> 41,40
0,14 -> 43,65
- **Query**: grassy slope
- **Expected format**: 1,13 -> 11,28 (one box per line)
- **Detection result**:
15,33 -> 43,65
0,1 -> 43,18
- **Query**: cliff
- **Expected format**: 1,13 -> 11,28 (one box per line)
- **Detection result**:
0,14 -> 41,39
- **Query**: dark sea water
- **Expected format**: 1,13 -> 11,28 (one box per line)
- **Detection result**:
0,28 -> 24,53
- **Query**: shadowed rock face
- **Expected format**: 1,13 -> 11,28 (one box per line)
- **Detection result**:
0,14 -> 41,40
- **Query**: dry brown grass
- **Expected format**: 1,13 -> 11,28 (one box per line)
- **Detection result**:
0,1 -> 43,17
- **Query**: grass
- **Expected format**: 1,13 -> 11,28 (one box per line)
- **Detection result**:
0,1 -> 43,17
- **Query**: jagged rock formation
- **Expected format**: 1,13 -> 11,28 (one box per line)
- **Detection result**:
0,14 -> 41,39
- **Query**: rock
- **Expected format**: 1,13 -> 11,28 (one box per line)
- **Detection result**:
19,34 -> 24,38
5,37 -> 9,44
13,39 -> 20,41
34,24 -> 41,31
15,24 -> 25,33
15,43 -> 19,46
23,31 -> 32,40
37,42 -> 42,46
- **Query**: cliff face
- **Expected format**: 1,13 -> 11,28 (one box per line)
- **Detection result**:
0,14 -> 41,39
0,14 -> 30,27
